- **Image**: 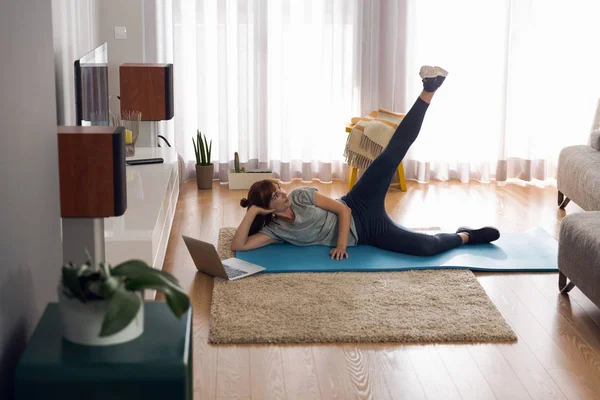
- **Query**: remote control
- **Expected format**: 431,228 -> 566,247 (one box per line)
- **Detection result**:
126,157 -> 164,166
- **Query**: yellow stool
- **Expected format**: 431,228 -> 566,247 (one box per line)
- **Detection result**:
345,124 -> 407,192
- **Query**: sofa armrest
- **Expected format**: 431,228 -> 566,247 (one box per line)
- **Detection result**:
590,130 -> 600,151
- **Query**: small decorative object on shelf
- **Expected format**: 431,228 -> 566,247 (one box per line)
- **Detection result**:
228,151 -> 272,189
193,129 -> 213,190
58,251 -> 190,346
111,110 -> 141,157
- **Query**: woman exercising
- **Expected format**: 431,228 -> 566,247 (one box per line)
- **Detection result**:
231,66 -> 500,260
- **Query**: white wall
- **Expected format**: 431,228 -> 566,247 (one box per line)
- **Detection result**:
0,0 -> 63,396
97,0 -> 154,146
98,0 -> 145,101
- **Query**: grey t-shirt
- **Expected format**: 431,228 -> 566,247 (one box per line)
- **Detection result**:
260,187 -> 359,247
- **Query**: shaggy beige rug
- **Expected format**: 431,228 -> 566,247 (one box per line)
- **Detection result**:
210,228 -> 517,344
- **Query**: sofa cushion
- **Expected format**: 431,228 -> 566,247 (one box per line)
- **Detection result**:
557,145 -> 600,211
590,130 -> 600,151
558,212 -> 600,308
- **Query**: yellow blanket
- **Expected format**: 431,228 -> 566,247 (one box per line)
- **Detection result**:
344,109 -> 405,170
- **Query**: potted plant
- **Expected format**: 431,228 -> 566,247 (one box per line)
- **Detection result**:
58,253 -> 190,346
192,130 -> 213,189
228,151 -> 273,190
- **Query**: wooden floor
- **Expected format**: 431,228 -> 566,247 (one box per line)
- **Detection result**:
160,178 -> 600,400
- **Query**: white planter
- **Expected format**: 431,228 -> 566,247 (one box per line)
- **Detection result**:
228,170 -> 273,190
57,288 -> 144,346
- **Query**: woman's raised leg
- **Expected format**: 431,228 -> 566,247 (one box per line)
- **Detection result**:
343,66 -> 447,210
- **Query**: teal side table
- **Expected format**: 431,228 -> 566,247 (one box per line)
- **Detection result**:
15,301 -> 192,399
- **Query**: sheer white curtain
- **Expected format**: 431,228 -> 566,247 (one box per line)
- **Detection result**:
172,0 -> 407,182
405,0 -> 600,183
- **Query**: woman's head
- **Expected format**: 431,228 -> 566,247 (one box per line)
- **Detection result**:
239,179 -> 290,212
240,179 -> 289,235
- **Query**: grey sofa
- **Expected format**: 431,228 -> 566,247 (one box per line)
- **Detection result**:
557,128 -> 600,308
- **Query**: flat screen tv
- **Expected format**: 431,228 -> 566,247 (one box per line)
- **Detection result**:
74,42 -> 109,126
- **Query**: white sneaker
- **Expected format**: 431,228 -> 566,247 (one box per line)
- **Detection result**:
419,66 -> 448,92
419,65 -> 448,79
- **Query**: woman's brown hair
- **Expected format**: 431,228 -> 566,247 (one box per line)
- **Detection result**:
240,179 -> 280,236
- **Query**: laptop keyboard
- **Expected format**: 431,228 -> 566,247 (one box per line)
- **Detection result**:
223,265 -> 247,279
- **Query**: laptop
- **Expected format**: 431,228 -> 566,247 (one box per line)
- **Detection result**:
182,235 -> 265,280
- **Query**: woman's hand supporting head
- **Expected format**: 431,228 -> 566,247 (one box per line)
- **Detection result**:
249,205 -> 276,216
232,189 -> 280,252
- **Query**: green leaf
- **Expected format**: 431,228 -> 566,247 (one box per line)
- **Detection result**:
125,274 -> 190,319
61,264 -> 87,302
207,139 -> 212,165
100,286 -> 142,336
84,248 -> 93,265
192,137 -> 200,165
99,261 -> 112,278
203,135 -> 210,164
78,266 -> 96,279
111,260 -> 180,285
98,274 -> 121,298
199,132 -> 206,165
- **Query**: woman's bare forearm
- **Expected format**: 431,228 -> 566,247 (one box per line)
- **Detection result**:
336,207 -> 352,249
231,208 -> 258,251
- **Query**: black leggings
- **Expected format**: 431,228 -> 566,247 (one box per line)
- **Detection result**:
341,97 -> 462,256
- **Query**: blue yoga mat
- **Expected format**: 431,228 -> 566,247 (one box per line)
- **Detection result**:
236,227 -> 558,273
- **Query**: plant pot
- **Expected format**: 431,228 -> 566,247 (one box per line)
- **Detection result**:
57,288 -> 144,346
227,169 -> 273,190
196,164 -> 214,190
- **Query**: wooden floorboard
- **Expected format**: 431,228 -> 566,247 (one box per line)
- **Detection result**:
374,343 -> 427,400
467,344 -> 531,399
343,344 -> 390,400
405,344 -> 462,400
159,179 -> 600,400
311,345 -> 357,400
436,344 -> 497,400
249,345 -> 286,400
281,345 -> 322,400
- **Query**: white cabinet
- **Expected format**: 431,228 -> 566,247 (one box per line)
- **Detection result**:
104,147 -> 179,270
